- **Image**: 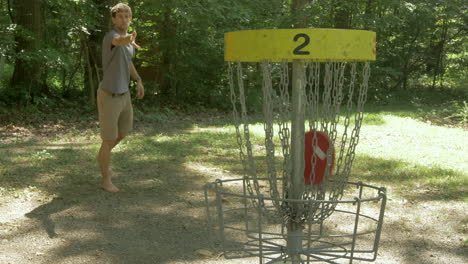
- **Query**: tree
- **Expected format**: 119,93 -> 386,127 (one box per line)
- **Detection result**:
333,0 -> 353,29
83,0 -> 117,106
0,0 -> 466,108
0,0 -> 15,82
10,0 -> 45,103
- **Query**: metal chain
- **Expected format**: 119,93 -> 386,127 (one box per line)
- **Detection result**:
229,62 -> 248,178
341,62 -> 370,181
277,59 -> 291,198
305,61 -> 320,191
229,59 -> 371,225
327,62 -> 346,202
335,62 -> 357,182
229,62 -> 263,210
261,60 -> 281,213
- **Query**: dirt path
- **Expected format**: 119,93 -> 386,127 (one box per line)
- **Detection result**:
0,122 -> 466,264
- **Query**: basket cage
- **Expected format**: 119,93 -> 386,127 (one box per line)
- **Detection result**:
205,179 -> 386,264
205,29 -> 386,264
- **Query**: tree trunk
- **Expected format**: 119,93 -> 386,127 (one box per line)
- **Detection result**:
158,4 -> 177,102
333,0 -> 352,29
364,0 -> 374,28
11,0 -> 45,103
365,0 -> 373,15
432,18 -> 449,89
84,0 -> 116,107
82,36 -> 96,106
0,55 -> 5,81
7,0 -> 14,23
291,0 -> 308,27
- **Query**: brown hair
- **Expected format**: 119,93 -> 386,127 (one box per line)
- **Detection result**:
111,3 -> 132,18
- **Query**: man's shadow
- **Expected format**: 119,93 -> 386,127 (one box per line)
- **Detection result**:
25,197 -> 73,238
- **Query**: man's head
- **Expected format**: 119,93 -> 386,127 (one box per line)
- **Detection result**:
111,3 -> 132,32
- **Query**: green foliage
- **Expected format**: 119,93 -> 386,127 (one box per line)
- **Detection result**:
43,0 -> 101,95
0,0 -> 466,108
0,1 -> 15,58
130,0 -> 287,107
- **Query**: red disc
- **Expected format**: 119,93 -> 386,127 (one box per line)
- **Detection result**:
304,130 -> 335,185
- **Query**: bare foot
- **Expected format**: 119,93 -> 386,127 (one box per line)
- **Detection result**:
101,169 -> 119,192
101,181 -> 120,192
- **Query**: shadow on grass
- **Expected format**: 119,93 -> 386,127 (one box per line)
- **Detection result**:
352,154 -> 467,201
20,191 -> 212,264
1,118 -> 466,263
0,123 -> 226,263
379,220 -> 468,264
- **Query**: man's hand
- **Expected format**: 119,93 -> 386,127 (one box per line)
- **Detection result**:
136,80 -> 144,99
130,31 -> 141,49
129,62 -> 143,98
112,31 -> 141,47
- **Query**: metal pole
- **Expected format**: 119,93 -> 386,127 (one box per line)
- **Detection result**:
204,185 -> 214,246
287,60 -> 306,263
350,197 -> 362,264
372,188 -> 387,260
215,181 -> 226,253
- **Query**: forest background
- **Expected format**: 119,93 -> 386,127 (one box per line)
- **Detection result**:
0,0 -> 467,123
0,2 -> 467,263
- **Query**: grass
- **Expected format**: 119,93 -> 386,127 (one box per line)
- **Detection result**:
1,119 -> 466,202
0,93 -> 466,264
366,86 -> 468,127
0,87 -> 467,203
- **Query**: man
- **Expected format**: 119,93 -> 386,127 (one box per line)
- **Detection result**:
96,3 -> 144,192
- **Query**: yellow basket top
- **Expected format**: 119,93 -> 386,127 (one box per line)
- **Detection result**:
225,28 -> 376,62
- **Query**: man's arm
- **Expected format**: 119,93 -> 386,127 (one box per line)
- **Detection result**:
130,62 -> 144,99
112,31 -> 141,49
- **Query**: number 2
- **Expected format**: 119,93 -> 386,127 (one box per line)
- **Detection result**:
293,33 -> 310,55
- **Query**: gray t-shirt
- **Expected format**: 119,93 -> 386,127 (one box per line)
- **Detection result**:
99,29 -> 135,94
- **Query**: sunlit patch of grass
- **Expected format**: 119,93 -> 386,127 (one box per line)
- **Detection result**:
362,113 -> 386,125
352,154 -> 467,200
352,112 -> 467,200
358,115 -> 467,173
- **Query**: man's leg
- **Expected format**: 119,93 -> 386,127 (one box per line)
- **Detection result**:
97,133 -> 127,192
111,133 -> 126,150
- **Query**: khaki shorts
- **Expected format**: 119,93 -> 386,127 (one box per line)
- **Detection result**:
97,88 -> 133,141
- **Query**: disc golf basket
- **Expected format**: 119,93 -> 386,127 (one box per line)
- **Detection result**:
204,29 -> 386,264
